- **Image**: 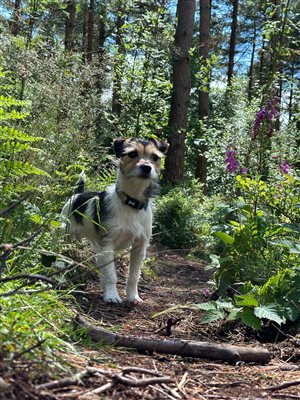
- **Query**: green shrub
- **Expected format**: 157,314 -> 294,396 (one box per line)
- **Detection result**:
153,181 -> 203,249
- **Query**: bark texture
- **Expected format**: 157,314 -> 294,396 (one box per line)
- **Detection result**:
227,0 -> 239,86
76,315 -> 272,364
165,0 -> 196,183
196,0 -> 211,188
65,0 -> 76,51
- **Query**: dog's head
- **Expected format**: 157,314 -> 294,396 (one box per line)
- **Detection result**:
114,138 -> 169,181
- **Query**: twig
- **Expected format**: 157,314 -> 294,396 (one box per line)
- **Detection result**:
155,318 -> 182,335
86,366 -> 175,387
0,273 -> 57,285
0,193 -> 30,216
149,384 -> 178,400
82,381 -> 115,396
0,225 -> 44,276
272,394 -> 300,399
177,371 -> 188,395
0,283 -> 30,297
122,366 -> 164,376
37,369 -> 92,390
37,366 -> 174,396
265,379 -> 300,391
0,274 -> 57,297
162,383 -> 182,399
13,339 -> 46,360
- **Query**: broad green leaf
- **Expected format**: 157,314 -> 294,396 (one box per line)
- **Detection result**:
200,309 -> 225,324
227,308 -> 242,321
254,304 -> 285,325
235,293 -> 259,307
241,308 -> 261,330
215,231 -> 235,245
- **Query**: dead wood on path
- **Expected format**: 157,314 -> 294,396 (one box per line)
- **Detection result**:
76,314 -> 272,364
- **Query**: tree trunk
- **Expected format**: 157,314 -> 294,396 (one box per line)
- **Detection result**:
11,0 -> 22,36
164,0 -> 196,184
227,0 -> 239,86
288,57 -> 295,123
259,18 -> 266,86
19,0 -> 37,102
82,0 -> 88,63
269,0 -> 280,78
247,18 -> 257,102
94,2 -> 107,133
196,0 -> 211,190
65,0 -> 76,52
87,0 -> 95,63
112,13 -> 125,116
98,3 -> 106,60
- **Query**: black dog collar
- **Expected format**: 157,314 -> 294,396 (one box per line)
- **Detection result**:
117,191 -> 148,210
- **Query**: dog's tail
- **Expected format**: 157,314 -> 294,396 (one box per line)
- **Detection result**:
74,171 -> 86,194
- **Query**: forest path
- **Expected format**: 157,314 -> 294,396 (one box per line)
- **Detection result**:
2,250 -> 300,400
68,249 -> 300,399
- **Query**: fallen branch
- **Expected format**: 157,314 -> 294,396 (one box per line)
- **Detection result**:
87,366 -> 174,387
265,379 -> 300,391
37,369 -> 93,390
38,365 -> 174,398
76,315 -> 272,364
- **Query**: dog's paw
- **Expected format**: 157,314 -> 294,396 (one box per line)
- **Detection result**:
126,294 -> 143,303
103,289 -> 123,303
103,293 -> 123,303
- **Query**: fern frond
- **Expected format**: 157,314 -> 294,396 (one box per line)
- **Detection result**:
0,96 -> 31,108
0,160 -> 50,177
0,109 -> 29,121
0,126 -> 42,142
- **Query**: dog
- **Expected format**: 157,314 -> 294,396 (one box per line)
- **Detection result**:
62,138 -> 169,303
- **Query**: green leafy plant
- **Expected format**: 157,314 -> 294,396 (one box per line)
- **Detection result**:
0,70 -> 78,366
211,174 -> 300,293
153,182 -> 203,249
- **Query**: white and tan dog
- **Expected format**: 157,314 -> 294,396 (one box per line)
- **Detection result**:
62,138 -> 169,303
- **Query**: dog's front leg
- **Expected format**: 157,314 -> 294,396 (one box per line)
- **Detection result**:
95,246 -> 122,303
126,239 -> 147,302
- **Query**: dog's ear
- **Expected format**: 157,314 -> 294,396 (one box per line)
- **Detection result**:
150,138 -> 169,155
113,138 -> 127,158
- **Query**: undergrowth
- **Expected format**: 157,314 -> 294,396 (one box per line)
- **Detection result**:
0,69 -> 86,370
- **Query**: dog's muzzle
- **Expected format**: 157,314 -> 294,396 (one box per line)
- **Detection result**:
140,165 -> 152,176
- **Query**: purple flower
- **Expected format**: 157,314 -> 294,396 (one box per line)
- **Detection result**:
200,288 -> 212,298
252,98 -> 280,140
225,145 -> 239,173
240,167 -> 248,175
279,161 -> 291,174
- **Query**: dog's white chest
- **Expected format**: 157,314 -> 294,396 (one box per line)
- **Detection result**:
107,202 -> 152,250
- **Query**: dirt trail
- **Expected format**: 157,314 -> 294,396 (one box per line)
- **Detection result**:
71,249 -> 300,399
2,250 -> 300,399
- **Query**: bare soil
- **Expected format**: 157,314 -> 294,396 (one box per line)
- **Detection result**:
1,248 -> 300,399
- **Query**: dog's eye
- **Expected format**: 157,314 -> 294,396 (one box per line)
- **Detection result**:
127,151 -> 139,158
152,154 -> 160,162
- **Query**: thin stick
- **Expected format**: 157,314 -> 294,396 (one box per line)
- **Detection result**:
122,367 -> 164,377
37,369 -> 92,390
87,367 -> 175,387
265,379 -> 300,391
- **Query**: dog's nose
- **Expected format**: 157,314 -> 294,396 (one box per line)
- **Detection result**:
140,165 -> 152,174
